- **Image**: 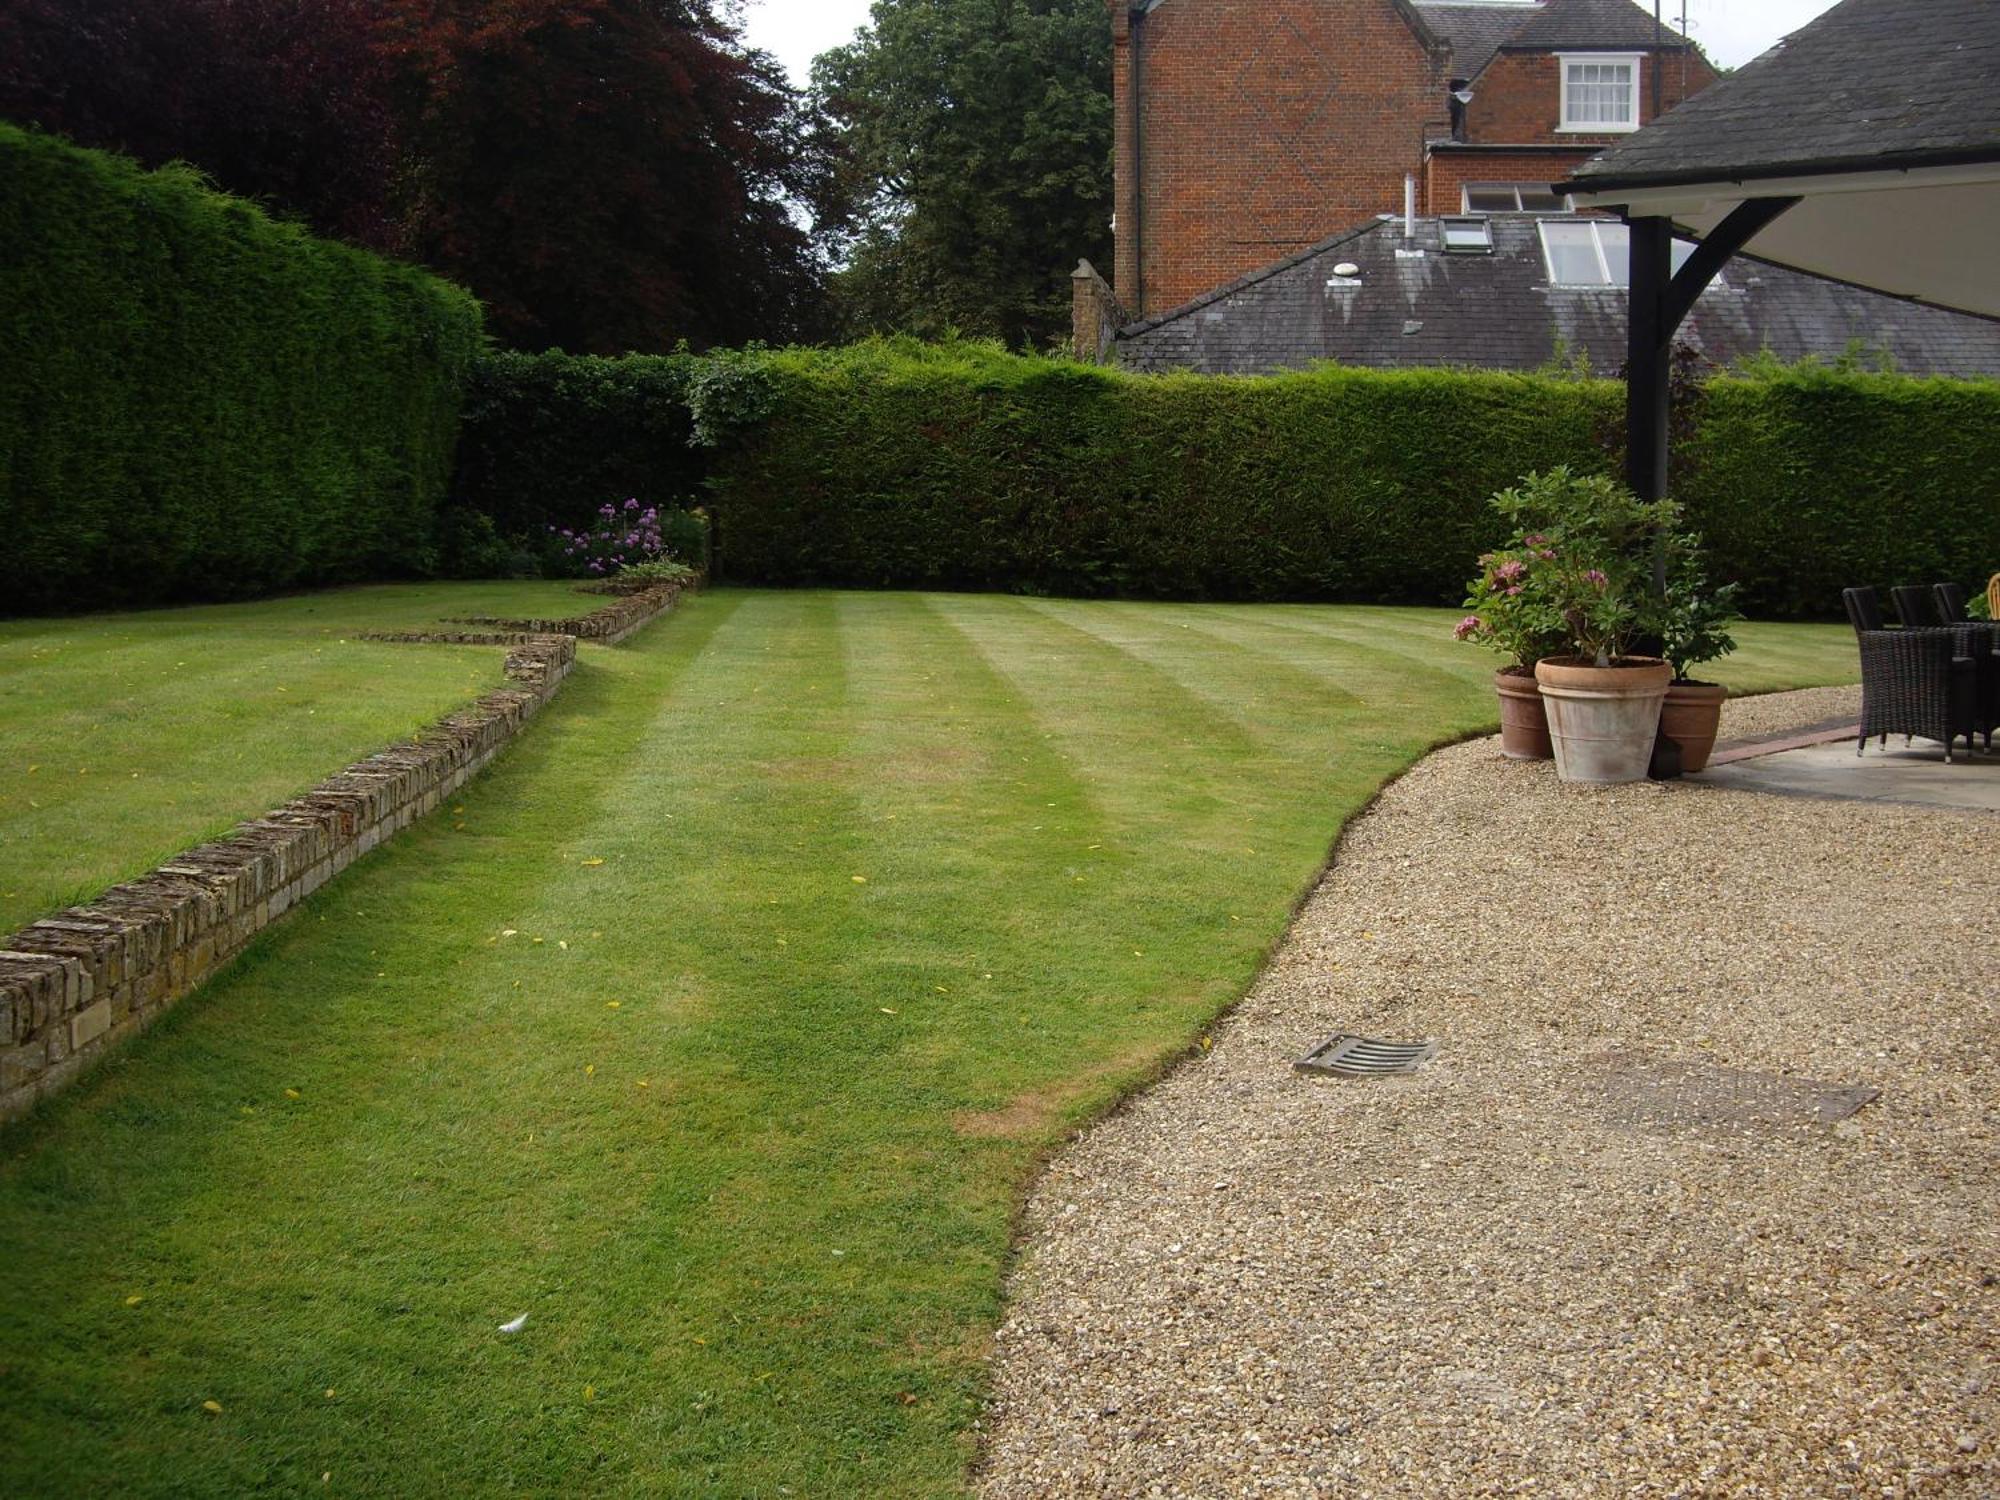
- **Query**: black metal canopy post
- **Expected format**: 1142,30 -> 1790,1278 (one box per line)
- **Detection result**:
1623,197 -> 1802,586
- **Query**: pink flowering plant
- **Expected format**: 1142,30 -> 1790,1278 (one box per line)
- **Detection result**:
550,499 -> 667,576
1456,467 -> 1680,669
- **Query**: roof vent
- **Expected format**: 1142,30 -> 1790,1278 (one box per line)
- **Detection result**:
1333,262 -> 1361,278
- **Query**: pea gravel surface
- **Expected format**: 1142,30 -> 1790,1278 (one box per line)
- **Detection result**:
978,688 -> 1996,1499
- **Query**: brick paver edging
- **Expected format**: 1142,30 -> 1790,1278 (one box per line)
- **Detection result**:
0,634 -> 579,1120
443,577 -> 691,647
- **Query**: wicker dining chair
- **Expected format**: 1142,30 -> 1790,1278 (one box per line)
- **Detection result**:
1989,572 -> 2000,621
1934,581 -> 1967,623
1854,626 -> 1979,762
1842,585 -> 1885,635
1889,584 -> 1937,629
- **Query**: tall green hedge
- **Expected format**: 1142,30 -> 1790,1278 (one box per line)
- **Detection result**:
452,351 -> 705,538
453,340 -> 2000,618
0,124 -> 484,612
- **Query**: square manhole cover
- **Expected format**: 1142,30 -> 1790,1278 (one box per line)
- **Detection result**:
1295,1034 -> 1437,1079
1601,1057 -> 1877,1132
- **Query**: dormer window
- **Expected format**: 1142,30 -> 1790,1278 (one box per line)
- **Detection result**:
1558,53 -> 1641,133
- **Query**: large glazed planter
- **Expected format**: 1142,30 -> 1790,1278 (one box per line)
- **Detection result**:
1494,667 -> 1553,761
1533,657 -> 1673,785
1660,680 -> 1728,773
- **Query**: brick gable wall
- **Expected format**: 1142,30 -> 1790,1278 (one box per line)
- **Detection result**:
1112,0 -> 1446,316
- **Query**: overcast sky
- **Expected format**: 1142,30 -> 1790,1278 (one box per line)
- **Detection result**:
740,0 -> 1847,88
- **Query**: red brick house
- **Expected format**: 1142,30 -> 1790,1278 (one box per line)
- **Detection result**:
1108,0 -> 1717,318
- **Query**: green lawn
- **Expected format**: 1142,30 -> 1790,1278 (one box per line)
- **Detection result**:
0,581 -> 598,931
0,592 -> 1856,1497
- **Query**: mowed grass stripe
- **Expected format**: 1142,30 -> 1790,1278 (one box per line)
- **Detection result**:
0,591 -> 1859,1498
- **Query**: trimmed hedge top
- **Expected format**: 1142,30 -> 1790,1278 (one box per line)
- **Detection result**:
0,123 -> 484,612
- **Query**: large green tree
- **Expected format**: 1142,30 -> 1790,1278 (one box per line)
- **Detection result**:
814,0 -> 1113,349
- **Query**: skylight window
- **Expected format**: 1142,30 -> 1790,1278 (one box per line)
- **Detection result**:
1441,216 -> 1493,254
1558,53 -> 1641,133
1463,182 -> 1573,213
1539,222 -> 1710,289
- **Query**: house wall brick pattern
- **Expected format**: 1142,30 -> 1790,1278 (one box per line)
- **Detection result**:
1423,148 -> 1596,214
1464,50 -> 1715,145
1112,0 -> 1448,316
0,580 -> 693,1121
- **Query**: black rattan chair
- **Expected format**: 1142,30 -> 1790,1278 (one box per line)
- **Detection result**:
1890,584 -> 1937,629
1855,626 -> 1979,763
1843,586 -> 1885,635
1934,581 -> 1968,623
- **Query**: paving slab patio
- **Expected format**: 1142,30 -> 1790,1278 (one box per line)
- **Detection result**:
979,687 -> 1998,1498
1701,736 -> 2000,813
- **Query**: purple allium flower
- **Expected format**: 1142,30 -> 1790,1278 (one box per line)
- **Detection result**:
624,498 -> 640,511
1584,569 -> 1608,589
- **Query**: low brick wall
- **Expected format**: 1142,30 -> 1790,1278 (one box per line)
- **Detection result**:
446,578 -> 689,647
0,634 -> 575,1120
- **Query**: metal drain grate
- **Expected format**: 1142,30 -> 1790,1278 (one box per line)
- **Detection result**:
1295,1033 -> 1437,1079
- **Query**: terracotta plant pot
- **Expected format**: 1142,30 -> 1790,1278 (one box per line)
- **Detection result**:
1494,667 -> 1553,761
1660,680 -> 1728,773
1533,656 -> 1673,785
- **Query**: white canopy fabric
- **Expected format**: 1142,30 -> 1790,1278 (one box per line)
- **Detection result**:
1570,162 -> 2000,321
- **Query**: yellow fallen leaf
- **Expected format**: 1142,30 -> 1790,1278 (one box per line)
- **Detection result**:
934,985 -> 949,994
284,1088 -> 301,1100
637,1079 -> 649,1089
584,1385 -> 595,1401
879,1007 -> 898,1016
1199,1036 -> 1214,1051
125,1294 -> 144,1307
531,937 -> 544,946
581,858 -> 605,868
558,941 -> 569,951
585,1064 -> 596,1076
851,875 -> 868,884
605,1001 -> 621,1010
202,1400 -> 223,1414
776,938 -> 788,946
501,929 -> 518,938
325,1388 -> 336,1399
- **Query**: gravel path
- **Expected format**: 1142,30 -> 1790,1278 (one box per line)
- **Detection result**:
979,688 -> 1996,1498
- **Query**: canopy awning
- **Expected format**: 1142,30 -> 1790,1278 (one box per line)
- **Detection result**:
1568,161 -> 2000,321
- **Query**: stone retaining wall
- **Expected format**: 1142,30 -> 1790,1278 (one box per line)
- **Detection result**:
0,634 -> 577,1121
445,577 -> 689,647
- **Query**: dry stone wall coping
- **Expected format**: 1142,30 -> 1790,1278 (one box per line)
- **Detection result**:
0,573 -> 702,1122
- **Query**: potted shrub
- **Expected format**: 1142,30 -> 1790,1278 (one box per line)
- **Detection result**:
1455,542 -> 1568,760
1656,534 -> 1740,773
1484,469 -> 1677,785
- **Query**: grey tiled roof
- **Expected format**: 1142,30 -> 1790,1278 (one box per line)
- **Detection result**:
1412,4 -> 1538,80
1414,0 -> 1690,80
1114,215 -> 2000,378
1501,0 -> 1690,53
1567,0 -> 2000,190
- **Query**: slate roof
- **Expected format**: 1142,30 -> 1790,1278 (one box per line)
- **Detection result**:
1501,0 -> 1687,54
1114,215 -> 2000,378
1566,0 -> 2000,191
1413,0 -> 1690,81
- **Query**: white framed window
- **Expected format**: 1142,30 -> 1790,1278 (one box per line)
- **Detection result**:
1558,53 -> 1641,133
1538,221 -> 1712,289
1462,181 -> 1573,213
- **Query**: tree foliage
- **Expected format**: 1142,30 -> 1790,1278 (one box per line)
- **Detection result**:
0,0 -> 403,250
0,0 -> 839,353
385,0 -> 837,353
814,0 -> 1114,349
